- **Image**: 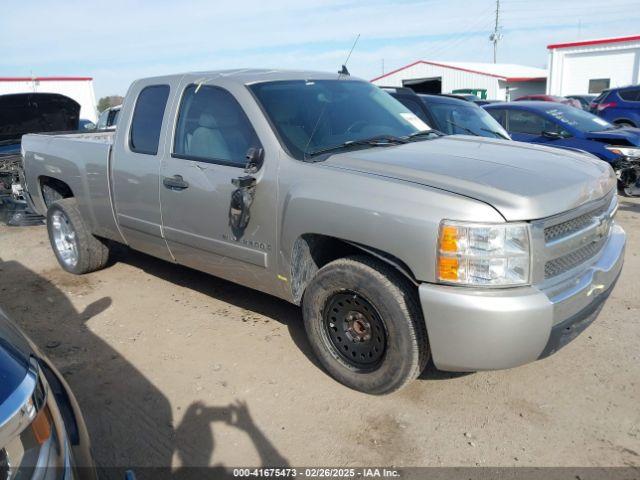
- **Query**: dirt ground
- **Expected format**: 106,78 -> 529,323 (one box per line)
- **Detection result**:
0,197 -> 639,474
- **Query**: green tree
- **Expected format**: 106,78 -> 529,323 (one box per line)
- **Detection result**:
97,95 -> 124,113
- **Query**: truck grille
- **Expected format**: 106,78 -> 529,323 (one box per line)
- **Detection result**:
541,193 -> 616,280
544,203 -> 608,243
544,237 -> 606,278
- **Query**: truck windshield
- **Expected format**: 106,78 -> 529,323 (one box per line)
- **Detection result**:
250,80 -> 429,160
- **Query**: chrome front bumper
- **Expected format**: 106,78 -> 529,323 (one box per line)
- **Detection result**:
419,223 -> 626,372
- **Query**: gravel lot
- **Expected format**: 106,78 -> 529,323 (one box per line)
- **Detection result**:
0,196 -> 639,474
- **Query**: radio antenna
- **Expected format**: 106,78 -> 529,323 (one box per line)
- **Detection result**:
304,34 -> 361,160
339,33 -> 360,76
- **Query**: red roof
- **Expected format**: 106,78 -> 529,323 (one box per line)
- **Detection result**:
0,76 -> 93,82
547,34 -> 640,50
370,60 -> 545,83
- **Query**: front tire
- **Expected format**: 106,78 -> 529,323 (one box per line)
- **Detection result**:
302,255 -> 429,394
47,198 -> 111,274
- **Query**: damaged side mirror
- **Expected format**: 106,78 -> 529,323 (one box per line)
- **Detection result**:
244,147 -> 264,174
228,148 -> 264,240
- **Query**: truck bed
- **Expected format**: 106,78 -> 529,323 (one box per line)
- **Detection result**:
21,130 -> 122,241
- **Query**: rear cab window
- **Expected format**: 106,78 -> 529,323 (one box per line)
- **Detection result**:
129,85 -> 170,155
172,84 -> 262,167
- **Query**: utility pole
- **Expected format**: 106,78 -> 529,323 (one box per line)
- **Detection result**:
489,0 -> 502,63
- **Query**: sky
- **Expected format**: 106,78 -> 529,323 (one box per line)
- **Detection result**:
2,0 -> 640,99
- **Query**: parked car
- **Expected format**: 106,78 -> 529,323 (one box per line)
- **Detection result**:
0,93 -> 80,155
0,307 -> 97,479
590,85 -> 640,128
451,88 -> 487,100
566,94 -> 596,110
0,93 -> 81,225
436,93 -> 497,106
484,101 -> 640,195
514,94 -> 582,109
78,119 -> 96,131
442,93 -> 482,103
21,70 -> 625,394
95,105 -> 121,130
384,87 -> 510,140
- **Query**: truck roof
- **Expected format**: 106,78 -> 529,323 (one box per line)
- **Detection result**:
133,68 -> 362,86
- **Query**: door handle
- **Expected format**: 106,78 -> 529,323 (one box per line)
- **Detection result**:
163,175 -> 189,190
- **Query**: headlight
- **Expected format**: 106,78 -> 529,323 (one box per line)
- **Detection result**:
1,360 -> 65,480
437,220 -> 531,286
605,145 -> 640,158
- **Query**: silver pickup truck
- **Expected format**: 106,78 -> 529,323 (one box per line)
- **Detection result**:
21,69 -> 625,394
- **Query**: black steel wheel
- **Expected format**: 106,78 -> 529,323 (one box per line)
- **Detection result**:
323,291 -> 387,371
302,255 -> 430,394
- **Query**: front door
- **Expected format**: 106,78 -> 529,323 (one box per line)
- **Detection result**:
159,82 -> 277,292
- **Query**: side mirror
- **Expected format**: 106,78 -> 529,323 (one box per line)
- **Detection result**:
541,130 -> 562,139
245,147 -> 264,174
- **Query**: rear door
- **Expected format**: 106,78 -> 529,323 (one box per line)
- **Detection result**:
111,82 -> 174,261
158,80 -> 278,290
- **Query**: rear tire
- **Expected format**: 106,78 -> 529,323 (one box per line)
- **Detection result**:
302,255 -> 429,394
47,198 -> 110,274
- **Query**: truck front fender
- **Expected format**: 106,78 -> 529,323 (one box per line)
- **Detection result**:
278,169 -> 504,300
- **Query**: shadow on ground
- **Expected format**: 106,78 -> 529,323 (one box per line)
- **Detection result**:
119,249 -> 463,383
119,249 -> 320,369
0,259 -> 289,479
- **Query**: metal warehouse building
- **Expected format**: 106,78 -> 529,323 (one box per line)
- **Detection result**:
547,34 -> 640,96
371,61 -> 547,101
0,76 -> 98,122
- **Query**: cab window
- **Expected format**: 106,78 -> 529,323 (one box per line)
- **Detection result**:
173,84 -> 261,167
130,85 -> 170,155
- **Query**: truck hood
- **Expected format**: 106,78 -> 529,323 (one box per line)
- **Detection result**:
0,93 -> 80,144
322,136 -> 615,221
585,128 -> 640,146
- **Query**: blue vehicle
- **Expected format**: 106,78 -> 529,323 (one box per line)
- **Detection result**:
590,85 -> 640,128
484,101 -> 640,195
384,87 -> 510,140
0,307 -> 97,479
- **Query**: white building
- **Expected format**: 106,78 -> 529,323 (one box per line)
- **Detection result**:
0,76 -> 97,122
547,34 -> 640,96
371,61 -> 547,101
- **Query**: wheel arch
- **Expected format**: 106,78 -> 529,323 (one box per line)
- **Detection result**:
289,233 -> 418,305
38,175 -> 74,206
612,118 -> 637,127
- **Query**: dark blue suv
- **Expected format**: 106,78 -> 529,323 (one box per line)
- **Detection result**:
590,85 -> 640,128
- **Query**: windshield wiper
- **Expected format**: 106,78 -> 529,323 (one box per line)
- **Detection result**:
479,127 -> 510,140
306,135 -> 407,158
446,120 -> 481,137
405,129 -> 444,140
